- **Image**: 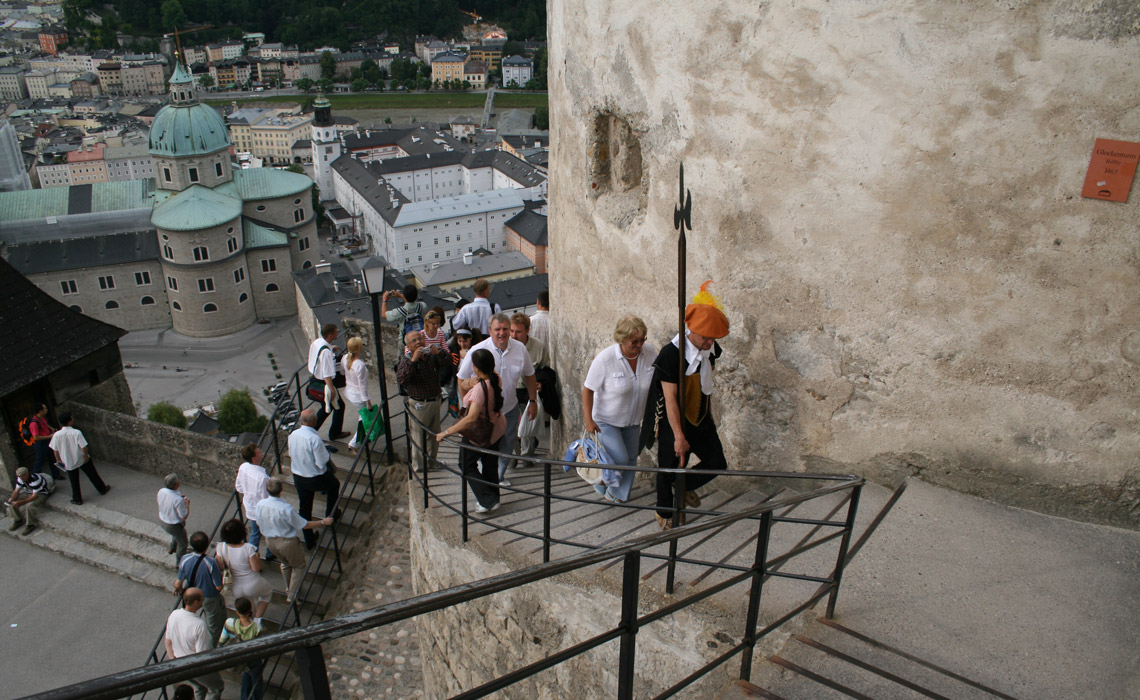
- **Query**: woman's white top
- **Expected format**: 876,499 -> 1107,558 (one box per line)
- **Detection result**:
342,354 -> 370,405
583,342 -> 659,428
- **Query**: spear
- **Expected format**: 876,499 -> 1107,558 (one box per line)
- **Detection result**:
673,163 -> 692,468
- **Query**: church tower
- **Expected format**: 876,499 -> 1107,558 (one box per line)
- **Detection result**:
310,92 -> 340,201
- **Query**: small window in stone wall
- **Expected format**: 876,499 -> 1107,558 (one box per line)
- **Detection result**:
266,283 -> 279,292
203,303 -> 218,313
256,205 -> 266,211
302,260 -> 312,269
141,296 -> 155,305
105,300 -> 119,309
70,305 -> 82,312
215,162 -> 223,177
239,292 -> 248,303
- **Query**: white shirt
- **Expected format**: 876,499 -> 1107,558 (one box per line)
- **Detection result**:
529,310 -> 551,349
256,496 -> 309,538
342,354 -> 370,405
451,297 -> 499,335
307,337 -> 337,381
287,425 -> 330,478
584,342 -> 659,428
157,487 -> 188,525
166,608 -> 210,658
234,461 -> 269,521
48,426 -> 87,470
457,337 -> 535,414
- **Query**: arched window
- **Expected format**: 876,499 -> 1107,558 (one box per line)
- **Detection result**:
172,301 -> 182,311
69,305 -> 82,312
266,283 -> 279,292
302,260 -> 312,269
105,300 -> 119,309
239,292 -> 248,303
141,296 -> 155,305
203,303 -> 218,313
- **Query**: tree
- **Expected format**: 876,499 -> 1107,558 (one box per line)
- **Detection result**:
533,105 -> 548,130
361,58 -> 381,85
351,78 -> 368,92
160,0 -> 187,30
198,74 -> 214,88
148,401 -> 187,429
296,77 -> 314,93
217,388 -> 268,434
501,40 -> 523,58
319,50 -> 336,81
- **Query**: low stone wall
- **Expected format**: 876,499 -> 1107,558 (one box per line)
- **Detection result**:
409,483 -> 799,699
65,402 -> 243,492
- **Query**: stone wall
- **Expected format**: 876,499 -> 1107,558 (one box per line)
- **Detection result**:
548,0 -> 1140,527
67,371 -> 136,416
65,402 -> 243,492
409,484 -> 797,698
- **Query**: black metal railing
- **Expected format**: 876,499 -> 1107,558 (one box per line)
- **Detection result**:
24,474 -> 862,700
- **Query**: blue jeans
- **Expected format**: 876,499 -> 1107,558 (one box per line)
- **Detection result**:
596,423 -> 639,503
247,518 -> 261,551
241,658 -> 265,700
497,406 -> 520,479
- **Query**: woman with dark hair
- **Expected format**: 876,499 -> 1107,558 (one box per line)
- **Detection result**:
436,348 -> 506,514
28,403 -> 58,477
215,518 -> 272,619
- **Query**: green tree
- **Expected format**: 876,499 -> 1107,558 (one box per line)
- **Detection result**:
198,74 -> 214,88
160,0 -> 187,30
296,77 -> 314,93
351,77 -> 368,92
217,388 -> 268,434
533,105 -> 548,130
501,41 -> 523,58
319,51 -> 337,80
361,58 -> 380,84
148,401 -> 187,429
62,0 -> 92,33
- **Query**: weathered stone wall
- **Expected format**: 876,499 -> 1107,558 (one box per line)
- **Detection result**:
65,402 -> 243,492
409,484 -> 797,699
67,371 -> 137,416
548,0 -> 1140,526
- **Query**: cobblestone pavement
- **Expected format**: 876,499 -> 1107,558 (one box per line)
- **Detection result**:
325,485 -> 425,699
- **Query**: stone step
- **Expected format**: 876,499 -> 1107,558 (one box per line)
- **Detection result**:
36,501 -> 174,571
45,496 -> 170,546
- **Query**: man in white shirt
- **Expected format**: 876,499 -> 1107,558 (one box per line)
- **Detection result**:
164,588 -> 224,700
158,473 -> 190,565
450,279 -> 501,337
256,478 -> 332,602
234,442 -> 270,558
287,409 -> 340,549
308,323 -> 348,441
48,411 -> 109,505
457,313 -> 539,484
529,289 -> 551,354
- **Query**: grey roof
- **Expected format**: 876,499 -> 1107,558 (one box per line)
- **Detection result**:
343,127 -> 414,151
502,55 -> 532,66
368,148 -> 545,188
396,127 -> 467,157
330,154 -> 410,225
411,250 -> 533,287
505,209 -> 547,246
452,272 -> 549,312
5,230 -> 158,275
0,208 -> 156,245
368,149 -> 466,175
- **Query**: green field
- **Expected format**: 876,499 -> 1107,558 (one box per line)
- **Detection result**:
205,92 -> 547,110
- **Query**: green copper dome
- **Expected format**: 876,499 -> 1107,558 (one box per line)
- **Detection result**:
151,185 -> 242,231
148,64 -> 230,158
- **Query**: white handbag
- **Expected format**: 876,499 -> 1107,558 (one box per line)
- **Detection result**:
564,431 -> 610,485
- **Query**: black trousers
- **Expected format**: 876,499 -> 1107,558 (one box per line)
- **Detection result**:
313,394 -> 345,437
66,459 -> 108,502
655,419 -> 728,518
461,439 -> 500,509
293,470 -> 340,548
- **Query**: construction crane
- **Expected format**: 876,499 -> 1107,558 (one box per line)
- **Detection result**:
163,25 -> 215,65
460,9 -> 482,23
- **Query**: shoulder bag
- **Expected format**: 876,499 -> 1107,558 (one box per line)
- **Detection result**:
458,381 -> 496,447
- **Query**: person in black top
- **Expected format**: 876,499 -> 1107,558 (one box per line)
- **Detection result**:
639,292 -> 731,529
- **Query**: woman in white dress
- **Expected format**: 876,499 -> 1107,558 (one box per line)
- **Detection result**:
216,518 -> 272,619
341,336 -> 373,453
581,315 -> 659,503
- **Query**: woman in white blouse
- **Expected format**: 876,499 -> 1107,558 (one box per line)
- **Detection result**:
582,316 -> 658,503
341,336 -> 373,453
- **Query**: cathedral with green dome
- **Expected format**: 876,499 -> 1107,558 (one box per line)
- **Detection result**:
0,62 -> 320,338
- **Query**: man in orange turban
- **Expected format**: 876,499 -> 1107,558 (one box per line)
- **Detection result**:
639,282 -> 730,529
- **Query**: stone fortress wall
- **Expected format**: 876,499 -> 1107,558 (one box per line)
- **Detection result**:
546,0 -> 1140,526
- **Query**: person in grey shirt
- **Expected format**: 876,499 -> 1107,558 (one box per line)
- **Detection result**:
256,478 -> 331,602
157,473 -> 190,565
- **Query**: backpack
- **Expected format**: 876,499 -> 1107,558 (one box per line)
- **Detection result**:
395,303 -> 425,337
17,416 -> 34,446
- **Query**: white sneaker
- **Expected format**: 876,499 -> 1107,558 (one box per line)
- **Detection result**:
475,502 -> 489,514
488,502 -> 500,512
499,477 -> 511,487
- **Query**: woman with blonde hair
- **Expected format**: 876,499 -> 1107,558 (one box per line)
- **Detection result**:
581,315 -> 658,503
341,336 -> 373,453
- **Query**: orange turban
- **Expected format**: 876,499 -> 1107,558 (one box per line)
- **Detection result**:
685,280 -> 729,338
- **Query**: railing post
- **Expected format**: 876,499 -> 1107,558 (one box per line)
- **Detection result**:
665,472 -> 687,595
542,462 -> 552,563
826,483 -> 862,619
617,550 -> 641,700
296,372 -> 305,417
364,433 -> 376,499
460,445 -> 469,542
404,402 -> 412,467
270,412 -> 282,476
294,643 -> 333,700
739,510 -> 773,681
329,525 -> 343,574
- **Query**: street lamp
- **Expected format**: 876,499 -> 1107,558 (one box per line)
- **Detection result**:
361,265 -> 395,463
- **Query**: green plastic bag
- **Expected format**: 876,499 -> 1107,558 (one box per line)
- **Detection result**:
358,405 -> 386,442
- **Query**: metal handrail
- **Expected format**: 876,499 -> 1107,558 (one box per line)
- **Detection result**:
23,477 -> 863,700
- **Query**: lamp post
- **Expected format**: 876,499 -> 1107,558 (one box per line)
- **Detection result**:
362,265 -> 394,464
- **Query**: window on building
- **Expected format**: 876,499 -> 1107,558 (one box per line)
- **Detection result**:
233,267 -> 245,284
163,167 -> 171,182
266,283 -> 279,292
405,258 -> 410,264
434,238 -> 438,245
261,258 -> 276,273
98,275 -> 115,290
172,301 -> 181,311
227,237 -> 238,253
299,237 -> 310,251
188,167 -> 199,183
256,205 -> 266,211
215,162 -> 223,177
135,271 -> 151,285
141,296 -> 155,305
60,280 -> 77,295
198,278 -> 215,292
163,244 -> 174,260
193,246 -> 209,261
239,292 -> 248,303
105,300 -> 119,309
302,261 -> 312,269
404,243 -> 409,251
294,198 -> 302,205
203,303 -> 218,313
69,304 -> 82,312
417,241 -> 421,248
294,208 -> 303,223
434,252 -> 439,259
166,276 -> 178,291
491,243 -> 496,249
417,255 -> 422,262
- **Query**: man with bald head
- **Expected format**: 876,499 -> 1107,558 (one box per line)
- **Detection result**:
165,587 -> 224,700
397,329 -> 449,471
287,409 -> 340,549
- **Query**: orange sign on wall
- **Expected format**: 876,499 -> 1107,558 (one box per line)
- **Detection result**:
1081,138 -> 1140,203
